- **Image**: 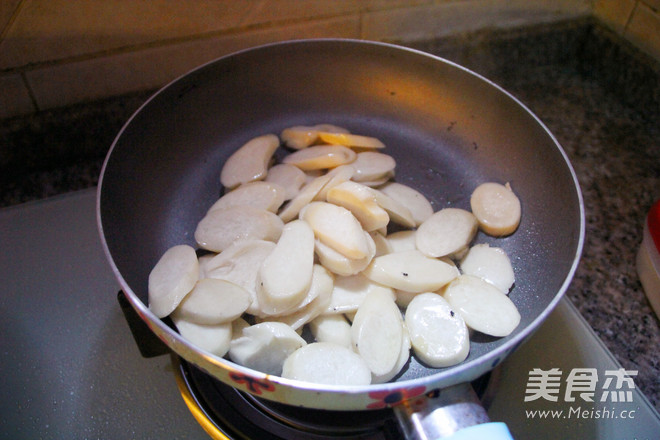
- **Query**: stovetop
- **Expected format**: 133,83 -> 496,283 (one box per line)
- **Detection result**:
1,188 -> 658,439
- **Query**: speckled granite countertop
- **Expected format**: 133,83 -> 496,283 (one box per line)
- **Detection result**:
1,18 -> 659,411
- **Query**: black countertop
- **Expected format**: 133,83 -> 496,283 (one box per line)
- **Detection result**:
1,18 -> 658,411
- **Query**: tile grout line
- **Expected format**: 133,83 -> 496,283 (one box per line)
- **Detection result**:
622,0 -> 640,35
0,2 -> 576,76
0,11 -> 376,76
0,0 -> 25,44
19,70 -> 39,113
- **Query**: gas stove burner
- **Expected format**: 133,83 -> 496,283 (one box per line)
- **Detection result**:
173,356 -> 496,440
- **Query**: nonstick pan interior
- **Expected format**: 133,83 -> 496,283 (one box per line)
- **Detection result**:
98,39 -> 583,403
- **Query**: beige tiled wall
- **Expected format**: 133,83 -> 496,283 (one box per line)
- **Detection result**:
0,0 -> 634,120
594,0 -> 660,60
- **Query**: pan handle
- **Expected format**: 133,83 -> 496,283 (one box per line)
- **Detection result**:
392,383 -> 513,440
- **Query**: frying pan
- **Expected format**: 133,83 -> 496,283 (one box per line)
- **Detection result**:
97,39 -> 584,438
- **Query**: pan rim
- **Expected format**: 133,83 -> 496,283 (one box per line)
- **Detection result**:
96,37 -> 585,402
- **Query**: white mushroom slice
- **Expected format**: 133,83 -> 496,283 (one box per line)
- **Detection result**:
148,244 -> 199,318
229,322 -> 306,376
171,312 -> 232,357
282,342 -> 371,386
290,268 -> 322,310
443,275 -> 521,337
355,172 -> 394,187
283,145 -> 357,170
304,169 -> 323,183
208,181 -> 286,213
372,324 -> 411,384
195,206 -> 283,252
204,240 -> 275,316
318,132 -> 385,149
350,152 -> 396,182
370,231 -> 392,257
264,164 -> 306,201
394,289 -> 418,308
405,292 -> 469,368
452,246 -> 470,261
257,220 -> 315,316
351,290 -> 403,376
326,181 -> 389,232
197,253 -> 216,279
370,188 -> 416,228
313,164 -> 355,201
386,230 -> 417,253
280,125 -> 319,150
362,250 -> 459,293
263,264 -> 334,329
325,272 -> 394,314
314,231 -> 375,277
415,208 -> 478,258
232,317 -> 250,338
395,259 -> 455,310
309,314 -> 352,347
175,278 -> 251,325
460,244 -> 515,293
220,134 -> 279,189
470,182 -> 522,236
379,182 -> 434,226
300,202 -> 370,259
278,173 -> 333,223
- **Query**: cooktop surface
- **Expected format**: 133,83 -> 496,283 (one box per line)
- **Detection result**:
1,188 -> 659,439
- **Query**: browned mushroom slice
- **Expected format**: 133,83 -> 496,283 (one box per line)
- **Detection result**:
470,182 -> 521,236
318,132 -> 386,149
283,145 -> 356,170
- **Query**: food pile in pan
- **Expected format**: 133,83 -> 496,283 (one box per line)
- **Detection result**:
148,124 -> 522,386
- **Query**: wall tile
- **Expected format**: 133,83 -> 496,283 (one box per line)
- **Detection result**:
25,15 -> 360,110
362,0 -> 591,42
625,2 -> 660,60
593,0 -> 637,34
241,0 -> 430,25
0,73 -> 35,118
0,0 -> 253,70
0,0 -> 21,38
0,0 -> 431,71
5,0 -> 658,119
641,0 -> 660,12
